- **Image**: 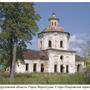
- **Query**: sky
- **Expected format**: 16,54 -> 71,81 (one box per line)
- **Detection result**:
27,2 -> 90,55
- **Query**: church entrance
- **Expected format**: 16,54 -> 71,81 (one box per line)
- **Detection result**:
60,65 -> 64,73
54,64 -> 57,72
66,65 -> 69,73
41,64 -> 44,72
77,64 -> 81,72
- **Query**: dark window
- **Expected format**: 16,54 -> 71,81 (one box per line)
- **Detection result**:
60,56 -> 63,60
33,63 -> 37,72
54,64 -> 57,72
26,63 -> 29,71
48,40 -> 52,47
55,22 -> 56,26
40,41 -> 42,49
60,65 -> 64,73
41,64 -> 44,72
60,41 -> 63,48
52,22 -> 53,26
66,65 -> 69,73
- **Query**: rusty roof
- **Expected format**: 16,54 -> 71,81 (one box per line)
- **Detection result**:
38,30 -> 70,38
23,50 -> 48,60
46,48 -> 76,53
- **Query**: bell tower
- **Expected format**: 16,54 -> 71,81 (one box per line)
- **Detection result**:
38,13 -> 70,50
49,13 -> 59,30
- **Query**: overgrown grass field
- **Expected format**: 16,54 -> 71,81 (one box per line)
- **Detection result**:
0,72 -> 90,84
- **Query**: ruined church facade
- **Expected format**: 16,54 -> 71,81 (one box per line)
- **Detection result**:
15,13 -> 85,73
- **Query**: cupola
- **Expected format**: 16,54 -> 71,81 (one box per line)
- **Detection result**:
49,13 -> 59,29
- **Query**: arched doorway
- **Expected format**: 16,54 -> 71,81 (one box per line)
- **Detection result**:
54,64 -> 57,72
33,63 -> 37,72
60,65 -> 64,73
41,64 -> 44,72
66,65 -> 69,73
77,64 -> 81,72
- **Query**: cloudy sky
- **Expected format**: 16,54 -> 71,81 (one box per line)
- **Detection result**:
26,3 -> 90,55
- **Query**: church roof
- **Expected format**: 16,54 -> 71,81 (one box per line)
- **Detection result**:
49,13 -> 59,21
46,48 -> 76,53
38,13 -> 70,36
38,29 -> 70,40
37,13 -> 71,40
23,50 -> 48,60
40,27 -> 64,33
38,29 -> 70,37
22,49 -> 83,62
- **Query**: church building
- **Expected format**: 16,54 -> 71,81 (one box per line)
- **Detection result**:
15,13 -> 85,73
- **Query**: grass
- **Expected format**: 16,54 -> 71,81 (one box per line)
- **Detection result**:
0,72 -> 90,84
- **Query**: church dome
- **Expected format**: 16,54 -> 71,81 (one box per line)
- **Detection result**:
38,13 -> 70,37
43,26 -> 64,32
49,13 -> 59,21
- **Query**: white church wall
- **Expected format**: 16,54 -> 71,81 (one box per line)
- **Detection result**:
47,50 -> 76,73
25,60 -> 40,73
38,32 -> 69,50
15,60 -> 48,73
15,62 -> 25,73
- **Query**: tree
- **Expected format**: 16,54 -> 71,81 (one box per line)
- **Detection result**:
0,37 -> 26,71
0,3 -> 40,79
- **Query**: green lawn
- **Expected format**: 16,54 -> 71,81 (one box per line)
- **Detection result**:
0,72 -> 90,84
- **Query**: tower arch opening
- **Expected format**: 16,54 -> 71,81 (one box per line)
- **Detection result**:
60,40 -> 63,48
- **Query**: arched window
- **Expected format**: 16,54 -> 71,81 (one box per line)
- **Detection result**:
60,55 -> 63,61
54,64 -> 57,72
40,41 -> 42,49
52,22 -> 53,26
55,22 -> 56,26
60,40 -> 63,48
48,40 -> 52,47
41,64 -> 44,72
